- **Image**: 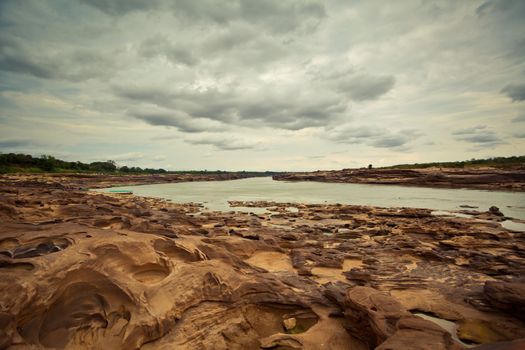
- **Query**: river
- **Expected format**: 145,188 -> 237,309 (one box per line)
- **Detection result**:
99,177 -> 525,224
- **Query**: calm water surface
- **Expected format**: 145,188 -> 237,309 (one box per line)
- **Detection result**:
99,177 -> 525,222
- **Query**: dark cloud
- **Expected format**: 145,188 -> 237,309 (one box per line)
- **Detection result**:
131,109 -> 226,133
336,74 -> 396,101
139,35 -> 199,66
115,58 -> 395,131
476,0 -> 525,18
327,126 -> 420,149
185,135 -> 260,151
453,125 -> 503,147
171,0 -> 325,35
0,34 -> 116,81
0,1 -> 522,168
512,114 -> 525,123
452,125 -> 487,135
79,0 -> 159,16
0,35 -> 56,79
459,134 -> 501,143
310,64 -> 396,101
0,139 -> 32,148
116,83 -> 349,130
501,84 -> 525,101
80,0 -> 325,34
371,136 -> 409,148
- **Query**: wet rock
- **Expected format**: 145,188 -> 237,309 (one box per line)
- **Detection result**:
470,338 -> 525,350
489,206 -> 504,217
484,281 -> 525,320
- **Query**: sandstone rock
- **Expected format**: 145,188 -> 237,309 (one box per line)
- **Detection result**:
344,286 -> 409,347
260,334 -> 303,349
484,281 -> 525,320
489,206 -> 504,217
470,338 -> 525,350
2,175 -> 525,349
283,317 -> 297,331
232,229 -> 260,240
377,316 -> 458,350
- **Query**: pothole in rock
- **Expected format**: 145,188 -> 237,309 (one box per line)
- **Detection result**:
0,261 -> 35,270
154,239 -> 204,262
412,311 -> 476,348
244,304 -> 319,337
0,237 -> 71,259
132,263 -> 171,283
19,270 -> 133,349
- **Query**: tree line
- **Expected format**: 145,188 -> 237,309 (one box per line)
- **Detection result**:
0,153 -> 283,176
382,155 -> 525,169
0,153 -> 167,174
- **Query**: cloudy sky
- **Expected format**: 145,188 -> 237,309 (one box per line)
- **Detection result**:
0,0 -> 524,171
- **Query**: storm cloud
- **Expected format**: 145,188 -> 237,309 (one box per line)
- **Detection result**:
185,135 -> 262,151
0,0 -> 523,170
453,126 -> 503,147
0,139 -> 32,149
327,126 -> 421,149
501,84 -> 525,102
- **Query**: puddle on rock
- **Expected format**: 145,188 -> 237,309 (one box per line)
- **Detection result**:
229,206 -> 269,215
500,220 -> 525,232
432,210 -> 474,219
413,312 -> 475,348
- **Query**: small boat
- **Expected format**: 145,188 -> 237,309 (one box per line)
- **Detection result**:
109,189 -> 133,194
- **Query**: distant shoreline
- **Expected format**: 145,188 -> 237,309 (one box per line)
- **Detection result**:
273,167 -> 525,192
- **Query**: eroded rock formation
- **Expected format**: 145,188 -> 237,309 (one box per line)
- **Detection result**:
1,175 -> 524,349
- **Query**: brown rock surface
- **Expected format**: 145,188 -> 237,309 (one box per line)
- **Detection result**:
1,175 -> 525,349
483,281 -> 525,320
273,167 -> 525,191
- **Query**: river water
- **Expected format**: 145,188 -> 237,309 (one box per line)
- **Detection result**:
99,177 -> 525,223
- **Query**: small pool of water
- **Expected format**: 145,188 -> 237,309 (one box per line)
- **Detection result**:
500,220 -> 525,232
431,211 -> 474,219
432,210 -> 525,232
413,313 -> 474,348
97,177 -> 525,220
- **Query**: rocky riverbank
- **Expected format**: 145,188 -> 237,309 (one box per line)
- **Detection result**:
273,167 -> 525,191
0,172 -> 263,190
1,175 -> 524,349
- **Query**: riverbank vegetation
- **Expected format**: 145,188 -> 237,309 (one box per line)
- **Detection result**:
0,153 -> 281,176
382,155 -> 525,169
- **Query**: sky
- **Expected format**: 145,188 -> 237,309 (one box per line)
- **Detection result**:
0,0 -> 524,171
